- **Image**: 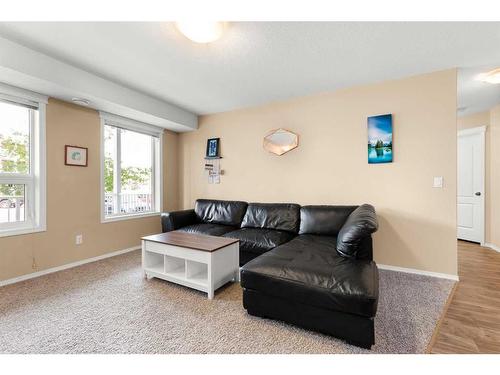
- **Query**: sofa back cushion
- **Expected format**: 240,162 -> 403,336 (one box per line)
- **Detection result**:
241,203 -> 300,233
299,205 -> 358,236
194,199 -> 248,227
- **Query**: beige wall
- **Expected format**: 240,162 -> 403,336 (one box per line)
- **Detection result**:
179,69 -> 458,276
457,111 -> 490,130
1,70 -> 461,282
0,99 -> 178,282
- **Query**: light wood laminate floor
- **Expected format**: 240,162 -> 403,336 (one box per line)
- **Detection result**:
429,240 -> 500,353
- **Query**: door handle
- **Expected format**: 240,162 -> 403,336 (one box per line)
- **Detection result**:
475,192 -> 481,196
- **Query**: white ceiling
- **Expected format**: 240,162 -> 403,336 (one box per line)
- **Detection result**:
0,22 -> 499,117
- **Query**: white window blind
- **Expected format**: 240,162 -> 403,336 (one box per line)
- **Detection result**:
99,111 -> 164,138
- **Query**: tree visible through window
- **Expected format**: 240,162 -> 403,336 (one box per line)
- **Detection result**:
1,131 -> 29,198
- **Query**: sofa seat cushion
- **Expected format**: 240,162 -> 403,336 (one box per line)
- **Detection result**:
223,228 -> 296,255
177,223 -> 237,236
240,235 -> 379,317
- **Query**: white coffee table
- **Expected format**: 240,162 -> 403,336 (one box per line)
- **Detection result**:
141,231 -> 239,299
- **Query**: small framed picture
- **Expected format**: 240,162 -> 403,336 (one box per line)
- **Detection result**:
65,145 -> 88,167
206,138 -> 220,158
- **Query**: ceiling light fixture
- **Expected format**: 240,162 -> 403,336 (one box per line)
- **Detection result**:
476,68 -> 500,84
175,21 -> 226,43
71,98 -> 90,106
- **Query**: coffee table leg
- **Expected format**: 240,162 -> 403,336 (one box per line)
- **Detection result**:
207,260 -> 214,299
141,240 -> 148,279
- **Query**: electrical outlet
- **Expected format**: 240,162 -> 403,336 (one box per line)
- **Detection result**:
76,234 -> 83,245
433,176 -> 443,188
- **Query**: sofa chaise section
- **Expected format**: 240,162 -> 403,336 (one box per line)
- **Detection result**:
240,204 -> 379,348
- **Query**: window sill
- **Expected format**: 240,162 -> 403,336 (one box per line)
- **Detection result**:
0,224 -> 46,238
101,212 -> 160,224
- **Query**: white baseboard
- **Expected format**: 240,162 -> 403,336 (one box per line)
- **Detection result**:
378,263 -> 459,281
0,247 -> 461,286
483,243 -> 500,252
0,246 -> 140,287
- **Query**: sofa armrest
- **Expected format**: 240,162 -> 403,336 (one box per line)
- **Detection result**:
337,204 -> 378,258
161,209 -> 197,232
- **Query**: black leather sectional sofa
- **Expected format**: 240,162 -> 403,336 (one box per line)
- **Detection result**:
161,199 -> 379,348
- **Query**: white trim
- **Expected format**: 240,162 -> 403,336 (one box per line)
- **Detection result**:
101,211 -> 160,223
0,225 -> 46,238
478,124 -> 485,245
115,128 -> 122,213
0,81 -> 48,105
99,111 -> 165,137
35,102 -> 47,234
483,243 -> 500,253
457,125 -> 487,137
378,263 -> 459,281
0,245 -> 140,288
157,134 -> 163,213
100,118 -> 105,223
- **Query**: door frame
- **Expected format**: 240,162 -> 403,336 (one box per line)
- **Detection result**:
457,125 -> 486,245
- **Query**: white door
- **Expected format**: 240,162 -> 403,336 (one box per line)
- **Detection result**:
457,126 -> 485,243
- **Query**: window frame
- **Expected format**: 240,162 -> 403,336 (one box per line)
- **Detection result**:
99,112 -> 163,223
0,83 -> 47,238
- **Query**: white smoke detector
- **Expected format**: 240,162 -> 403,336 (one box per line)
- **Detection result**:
71,98 -> 90,106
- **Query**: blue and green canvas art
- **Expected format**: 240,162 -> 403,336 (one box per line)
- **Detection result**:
368,114 -> 392,164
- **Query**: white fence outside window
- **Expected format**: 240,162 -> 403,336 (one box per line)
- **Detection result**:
104,193 -> 153,216
0,196 -> 25,223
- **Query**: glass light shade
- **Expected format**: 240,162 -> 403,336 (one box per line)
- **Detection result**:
476,68 -> 500,84
263,128 -> 299,156
175,21 -> 226,43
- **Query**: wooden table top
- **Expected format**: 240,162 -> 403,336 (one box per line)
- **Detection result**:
142,231 -> 239,252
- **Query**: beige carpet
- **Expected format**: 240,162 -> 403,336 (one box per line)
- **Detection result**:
0,250 -> 454,354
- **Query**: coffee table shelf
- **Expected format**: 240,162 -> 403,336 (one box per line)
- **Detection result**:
144,256 -> 209,288
146,263 -> 164,274
142,231 -> 239,299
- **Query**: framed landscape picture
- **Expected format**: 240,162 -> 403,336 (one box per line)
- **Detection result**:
367,114 -> 393,164
65,145 -> 88,167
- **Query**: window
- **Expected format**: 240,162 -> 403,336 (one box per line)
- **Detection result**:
0,84 -> 47,237
100,112 -> 162,222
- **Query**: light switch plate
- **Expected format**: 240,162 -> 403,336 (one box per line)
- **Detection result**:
433,176 -> 443,188
76,234 -> 83,245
